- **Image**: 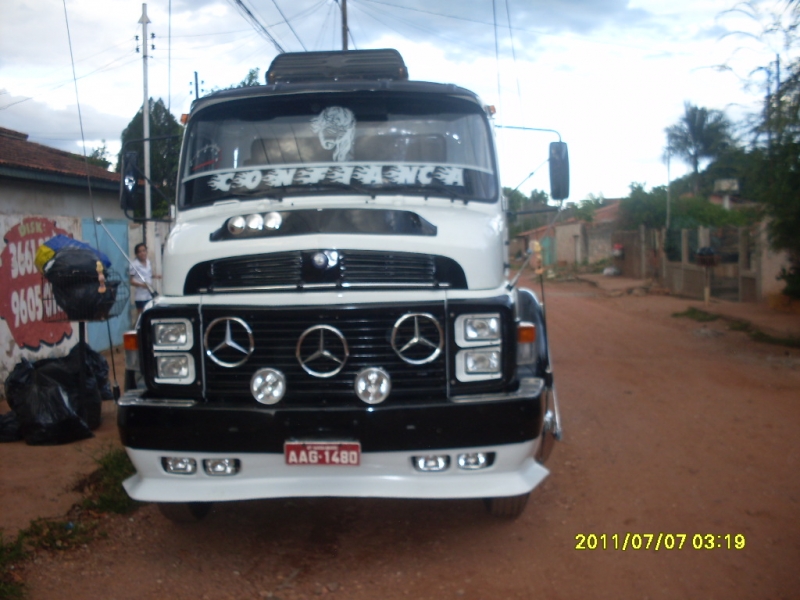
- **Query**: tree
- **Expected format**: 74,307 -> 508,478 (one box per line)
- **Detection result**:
505,188 -> 552,236
118,98 -> 183,218
572,195 -> 604,223
235,68 -> 263,87
666,102 -> 733,194
86,140 -> 111,170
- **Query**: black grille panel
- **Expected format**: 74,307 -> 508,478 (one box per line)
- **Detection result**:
341,251 -> 435,284
202,304 -> 448,406
210,251 -> 302,289
184,250 -> 466,293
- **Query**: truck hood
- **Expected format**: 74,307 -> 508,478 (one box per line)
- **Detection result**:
162,202 -> 506,295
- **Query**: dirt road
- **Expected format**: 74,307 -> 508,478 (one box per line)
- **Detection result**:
8,279 -> 800,599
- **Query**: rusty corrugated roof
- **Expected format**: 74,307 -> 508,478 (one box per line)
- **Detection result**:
0,127 -> 119,184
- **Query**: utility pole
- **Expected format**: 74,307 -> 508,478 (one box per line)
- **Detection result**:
139,3 -> 152,246
341,0 -> 348,51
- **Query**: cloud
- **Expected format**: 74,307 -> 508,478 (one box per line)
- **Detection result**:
0,92 -> 128,154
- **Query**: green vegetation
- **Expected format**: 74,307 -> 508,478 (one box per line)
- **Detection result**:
117,98 -> 184,218
76,447 -> 140,515
666,102 -> 733,195
672,307 -> 721,322
673,307 -> 800,347
0,447 -> 139,598
0,532 -> 26,600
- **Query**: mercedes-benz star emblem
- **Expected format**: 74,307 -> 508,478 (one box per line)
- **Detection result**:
296,325 -> 349,378
204,317 -> 254,368
391,313 -> 443,365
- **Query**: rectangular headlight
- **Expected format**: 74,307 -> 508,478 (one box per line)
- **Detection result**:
456,349 -> 502,382
465,349 -> 501,373
455,313 -> 502,346
152,318 -> 193,350
155,353 -> 195,384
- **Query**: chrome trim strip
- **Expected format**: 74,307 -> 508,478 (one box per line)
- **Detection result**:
342,282 -> 450,288
118,389 -> 197,408
449,377 -> 545,404
205,282 -> 449,292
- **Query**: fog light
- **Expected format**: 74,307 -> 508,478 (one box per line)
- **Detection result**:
250,368 -> 286,404
162,457 -> 197,475
457,452 -> 493,470
413,455 -> 450,472
228,215 -> 246,235
354,367 -> 391,404
264,211 -> 283,230
246,213 -> 264,231
203,458 -> 240,476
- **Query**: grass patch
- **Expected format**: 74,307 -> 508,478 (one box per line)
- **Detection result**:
672,307 -> 721,322
0,447 -> 140,598
674,308 -> 800,348
75,447 -> 140,515
0,532 -> 26,600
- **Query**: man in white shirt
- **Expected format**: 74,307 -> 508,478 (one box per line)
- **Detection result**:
129,243 -> 156,315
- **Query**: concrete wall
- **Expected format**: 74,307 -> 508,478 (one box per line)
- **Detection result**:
0,178 -> 124,221
555,222 -> 585,265
658,222 -> 791,302
586,221 -> 615,264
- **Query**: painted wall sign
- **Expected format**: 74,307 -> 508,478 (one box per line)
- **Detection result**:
0,217 -> 73,349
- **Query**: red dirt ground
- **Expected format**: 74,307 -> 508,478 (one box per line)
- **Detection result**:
3,278 -> 800,600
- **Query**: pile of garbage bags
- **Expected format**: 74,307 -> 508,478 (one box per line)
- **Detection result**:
1,344 -> 112,445
36,235 -> 120,321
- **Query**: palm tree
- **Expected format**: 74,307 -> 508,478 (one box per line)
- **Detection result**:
665,102 -> 733,195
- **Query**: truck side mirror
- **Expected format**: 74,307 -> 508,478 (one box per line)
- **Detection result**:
549,141 -> 570,200
120,151 -> 139,211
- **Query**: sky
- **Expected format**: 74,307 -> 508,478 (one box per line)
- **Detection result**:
0,0 -> 794,204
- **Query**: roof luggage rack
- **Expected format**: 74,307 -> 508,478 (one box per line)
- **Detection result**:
267,49 -> 408,84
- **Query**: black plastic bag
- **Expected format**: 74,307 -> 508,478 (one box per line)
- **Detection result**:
44,248 -> 118,321
3,359 -> 93,446
79,345 -> 113,400
0,412 -> 22,443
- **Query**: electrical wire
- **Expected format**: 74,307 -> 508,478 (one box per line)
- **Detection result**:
61,0 -> 120,395
226,0 -> 285,53
349,0 -> 464,47
270,0 -> 307,50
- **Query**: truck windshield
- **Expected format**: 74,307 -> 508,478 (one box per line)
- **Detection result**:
180,92 -> 497,207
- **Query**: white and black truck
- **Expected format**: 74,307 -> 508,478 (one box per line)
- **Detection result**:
118,49 -> 566,521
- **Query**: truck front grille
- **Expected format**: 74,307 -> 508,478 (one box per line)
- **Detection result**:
201,304 -> 448,405
184,250 -> 467,293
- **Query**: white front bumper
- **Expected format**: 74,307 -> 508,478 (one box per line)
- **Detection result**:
122,440 -> 549,503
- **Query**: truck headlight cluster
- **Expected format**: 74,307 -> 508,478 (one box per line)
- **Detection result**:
151,318 -> 196,385
454,313 -> 502,382
227,212 -> 283,236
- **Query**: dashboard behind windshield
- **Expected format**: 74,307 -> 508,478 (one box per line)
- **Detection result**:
180,92 -> 497,208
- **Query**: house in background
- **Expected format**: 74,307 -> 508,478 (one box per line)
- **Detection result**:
512,199 -> 622,267
0,126 -> 134,385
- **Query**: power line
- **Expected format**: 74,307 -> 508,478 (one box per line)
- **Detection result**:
269,0 -> 307,50
226,0 -> 285,53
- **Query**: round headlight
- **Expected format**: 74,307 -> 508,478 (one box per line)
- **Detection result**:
264,212 -> 283,230
354,367 -> 391,404
246,213 -> 264,231
227,215 -> 246,235
250,368 -> 286,405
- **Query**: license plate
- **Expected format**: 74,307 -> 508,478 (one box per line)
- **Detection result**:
284,442 -> 361,466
